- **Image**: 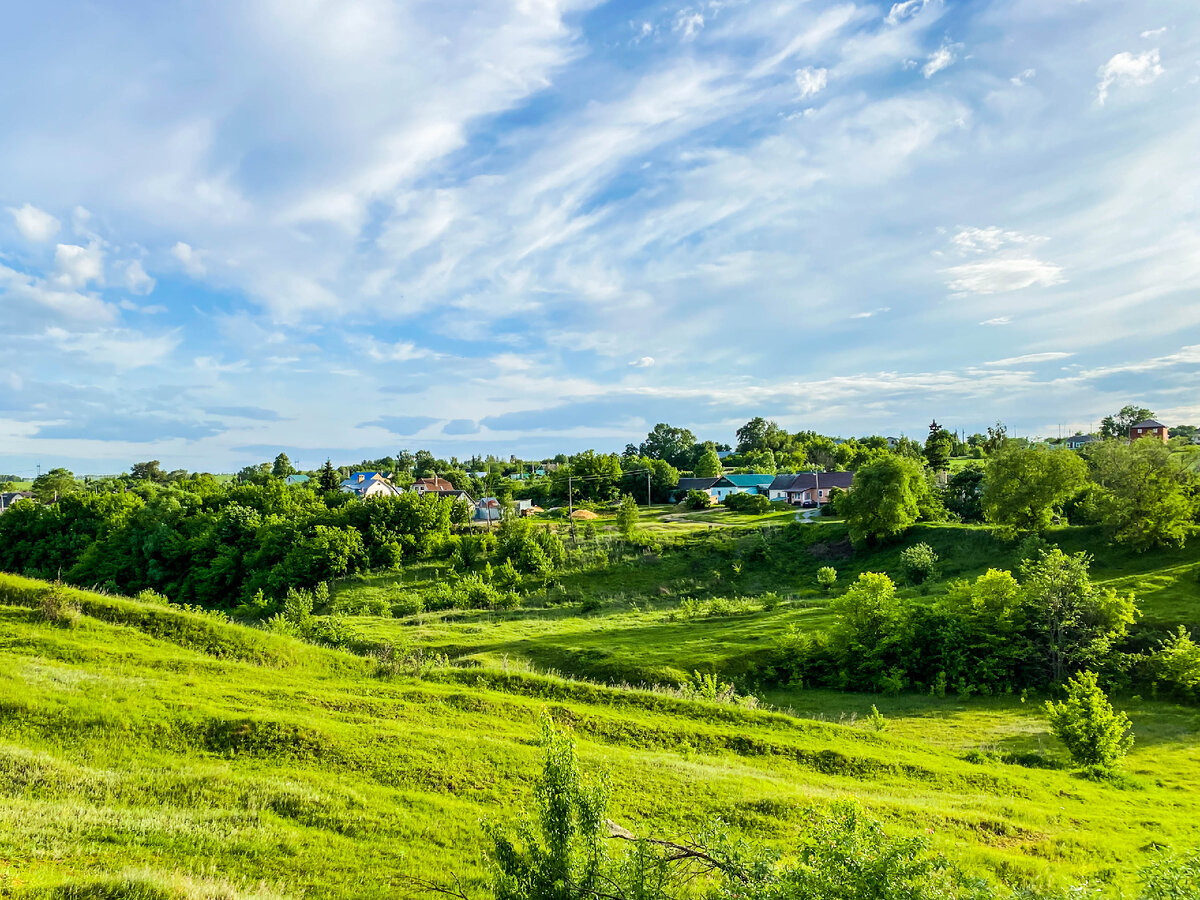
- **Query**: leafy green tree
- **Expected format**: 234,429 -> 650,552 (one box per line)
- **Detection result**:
944,464 -> 985,521
981,445 -> 1087,536
837,456 -> 927,546
739,448 -> 777,474
637,423 -> 697,469
486,716 -> 610,900
1100,404 -> 1156,441
1085,438 -> 1198,550
272,452 -> 296,478
31,467 -> 78,503
615,494 -> 639,538
318,459 -> 340,492
129,461 -> 166,483
694,447 -> 723,478
984,421 -> 1008,455
684,490 -> 712,509
1044,670 -> 1133,775
1148,626 -> 1200,703
816,566 -> 837,592
829,572 -> 902,687
1020,549 -> 1136,684
236,463 -> 271,485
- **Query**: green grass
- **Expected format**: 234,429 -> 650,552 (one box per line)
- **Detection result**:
4,513 -> 1200,898
3,569 -> 1200,897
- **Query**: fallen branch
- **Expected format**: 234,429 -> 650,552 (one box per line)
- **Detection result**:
605,820 -> 749,883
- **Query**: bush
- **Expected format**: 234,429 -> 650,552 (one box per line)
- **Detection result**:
40,588 -> 81,627
1139,847 -> 1200,899
684,490 -> 713,510
816,566 -> 838,592
389,591 -> 426,618
722,492 -> 771,515
1147,626 -> 1200,702
899,542 -> 939,584
133,588 -> 171,606
1044,670 -> 1133,775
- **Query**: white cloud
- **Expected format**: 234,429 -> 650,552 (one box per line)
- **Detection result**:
794,66 -> 829,99
1141,27 -> 1167,39
52,243 -> 104,289
1097,49 -> 1163,105
0,262 -> 115,324
171,241 -> 206,277
45,327 -> 179,369
674,10 -> 704,39
361,337 -> 438,362
945,257 -> 1066,294
8,203 -> 60,241
850,307 -> 891,319
629,356 -> 655,367
980,317 -> 1011,326
923,42 -> 957,78
943,226 -> 1065,294
885,0 -> 933,26
122,260 -> 156,295
983,351 -> 1073,367
1010,67 -> 1036,86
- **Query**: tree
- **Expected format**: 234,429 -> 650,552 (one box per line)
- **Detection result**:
984,421 -> 1008,455
615,494 -> 639,538
318,459 -> 340,492
31,468 -> 78,503
923,422 -> 953,472
486,716 -> 609,900
837,456 -> 927,546
129,461 -> 166,483
1044,670 -> 1133,775
272,453 -> 296,478
899,543 -> 938,584
830,572 -> 902,687
1100,404 -> 1156,441
693,447 -> 722,478
637,423 -> 697,469
943,463 -> 985,522
981,445 -> 1087,536
1020,550 -> 1136,684
1086,438 -> 1198,550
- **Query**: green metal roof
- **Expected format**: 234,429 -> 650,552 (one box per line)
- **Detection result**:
716,474 -> 775,487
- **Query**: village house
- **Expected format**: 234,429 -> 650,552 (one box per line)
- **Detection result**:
777,472 -> 854,506
1065,434 -> 1099,450
709,474 -> 774,501
671,477 -> 719,501
0,491 -> 33,513
339,471 -> 403,499
1130,420 -> 1169,443
412,476 -> 456,494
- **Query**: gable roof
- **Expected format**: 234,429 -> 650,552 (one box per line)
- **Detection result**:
676,478 -> 719,492
768,474 -> 803,491
715,474 -> 775,487
1131,420 -> 1166,429
414,476 -> 455,491
1065,434 -> 1098,446
782,471 -> 855,492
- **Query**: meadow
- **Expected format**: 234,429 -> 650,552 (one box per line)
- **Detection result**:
2,505 -> 1200,898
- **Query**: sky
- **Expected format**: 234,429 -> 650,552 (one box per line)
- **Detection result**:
2,0 -> 1199,475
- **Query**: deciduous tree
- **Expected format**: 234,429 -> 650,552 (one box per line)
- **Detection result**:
982,445 -> 1087,536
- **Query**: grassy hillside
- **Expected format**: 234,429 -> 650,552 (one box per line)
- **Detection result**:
2,573 -> 1200,898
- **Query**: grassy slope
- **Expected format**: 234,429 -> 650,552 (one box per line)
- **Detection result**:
3,575 -> 1200,898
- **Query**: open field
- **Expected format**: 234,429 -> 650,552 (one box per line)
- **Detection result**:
3,573 -> 1200,900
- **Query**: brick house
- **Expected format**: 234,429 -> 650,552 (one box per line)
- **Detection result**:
1129,420 -> 1169,443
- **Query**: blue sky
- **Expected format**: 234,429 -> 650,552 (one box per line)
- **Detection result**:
2,0 -> 1199,474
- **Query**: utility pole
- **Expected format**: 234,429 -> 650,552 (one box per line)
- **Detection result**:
645,471 -> 651,508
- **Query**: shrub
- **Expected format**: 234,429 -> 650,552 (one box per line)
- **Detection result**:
1044,670 -> 1133,775
1139,847 -> 1200,899
899,542 -> 939,584
1147,626 -> 1200,702
133,587 -> 171,606
615,493 -> 639,538
816,566 -> 838,592
760,591 -> 781,612
389,592 -> 426,618
867,704 -> 887,732
40,588 -> 81,628
685,490 -> 713,510
580,596 -> 603,615
723,492 -> 771,515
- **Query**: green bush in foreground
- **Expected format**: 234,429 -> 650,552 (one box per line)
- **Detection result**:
900,542 -> 939,584
1044,670 -> 1134,776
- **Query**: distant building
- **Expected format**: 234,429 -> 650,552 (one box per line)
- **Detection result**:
0,491 -> 33,512
671,477 -> 720,502
412,476 -> 455,494
339,472 -> 403,498
1130,420 -> 1169,443
776,472 -> 854,506
284,474 -> 310,485
1065,435 -> 1098,450
709,474 -> 775,502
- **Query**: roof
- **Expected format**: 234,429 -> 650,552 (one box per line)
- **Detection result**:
768,474 -> 803,490
1066,435 -> 1098,445
716,474 -> 775,487
782,472 -> 855,492
676,478 -> 719,491
350,471 -> 385,481
1131,420 -> 1167,429
284,474 -> 310,484
428,489 -> 472,501
414,476 -> 455,490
